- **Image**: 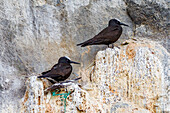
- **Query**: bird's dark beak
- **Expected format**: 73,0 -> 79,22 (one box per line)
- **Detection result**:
70,60 -> 80,64
120,22 -> 129,27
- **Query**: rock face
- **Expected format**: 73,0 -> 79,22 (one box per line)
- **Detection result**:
91,39 -> 169,112
0,0 -> 169,112
21,39 -> 169,113
124,0 -> 169,50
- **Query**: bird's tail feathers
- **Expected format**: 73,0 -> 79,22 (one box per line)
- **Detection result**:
77,43 -> 85,47
37,75 -> 49,78
77,42 -> 89,47
76,43 -> 81,46
81,44 -> 88,47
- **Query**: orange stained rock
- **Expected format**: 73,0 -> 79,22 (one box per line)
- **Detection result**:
126,43 -> 137,60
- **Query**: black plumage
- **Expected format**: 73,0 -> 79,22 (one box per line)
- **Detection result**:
77,19 -> 129,47
38,57 -> 80,83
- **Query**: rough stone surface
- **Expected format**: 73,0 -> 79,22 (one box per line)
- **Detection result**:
21,39 -> 169,113
124,0 -> 170,51
0,0 -> 169,112
21,76 -> 152,113
91,39 -> 169,112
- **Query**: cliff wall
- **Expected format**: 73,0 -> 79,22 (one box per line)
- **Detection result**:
0,0 -> 169,112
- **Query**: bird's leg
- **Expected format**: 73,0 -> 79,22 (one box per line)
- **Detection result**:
111,44 -> 114,48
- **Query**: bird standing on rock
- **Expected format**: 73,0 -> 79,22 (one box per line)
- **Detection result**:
77,19 -> 129,47
37,56 -> 80,84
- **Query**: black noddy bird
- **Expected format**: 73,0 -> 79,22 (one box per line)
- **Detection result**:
38,56 -> 80,83
77,19 -> 129,47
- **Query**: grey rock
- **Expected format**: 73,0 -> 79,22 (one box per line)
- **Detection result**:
124,0 -> 169,51
0,0 -> 169,112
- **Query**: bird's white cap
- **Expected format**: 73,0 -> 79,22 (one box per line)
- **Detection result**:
64,56 -> 71,60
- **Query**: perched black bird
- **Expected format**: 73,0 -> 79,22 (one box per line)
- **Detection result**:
77,19 -> 129,47
38,56 -> 80,83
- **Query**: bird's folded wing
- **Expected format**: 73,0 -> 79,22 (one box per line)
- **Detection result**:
41,64 -> 71,77
92,27 -> 120,41
53,64 -> 71,77
97,26 -> 119,36
42,70 -> 51,75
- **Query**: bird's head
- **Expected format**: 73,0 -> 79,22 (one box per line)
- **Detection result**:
58,56 -> 80,64
109,19 -> 129,27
